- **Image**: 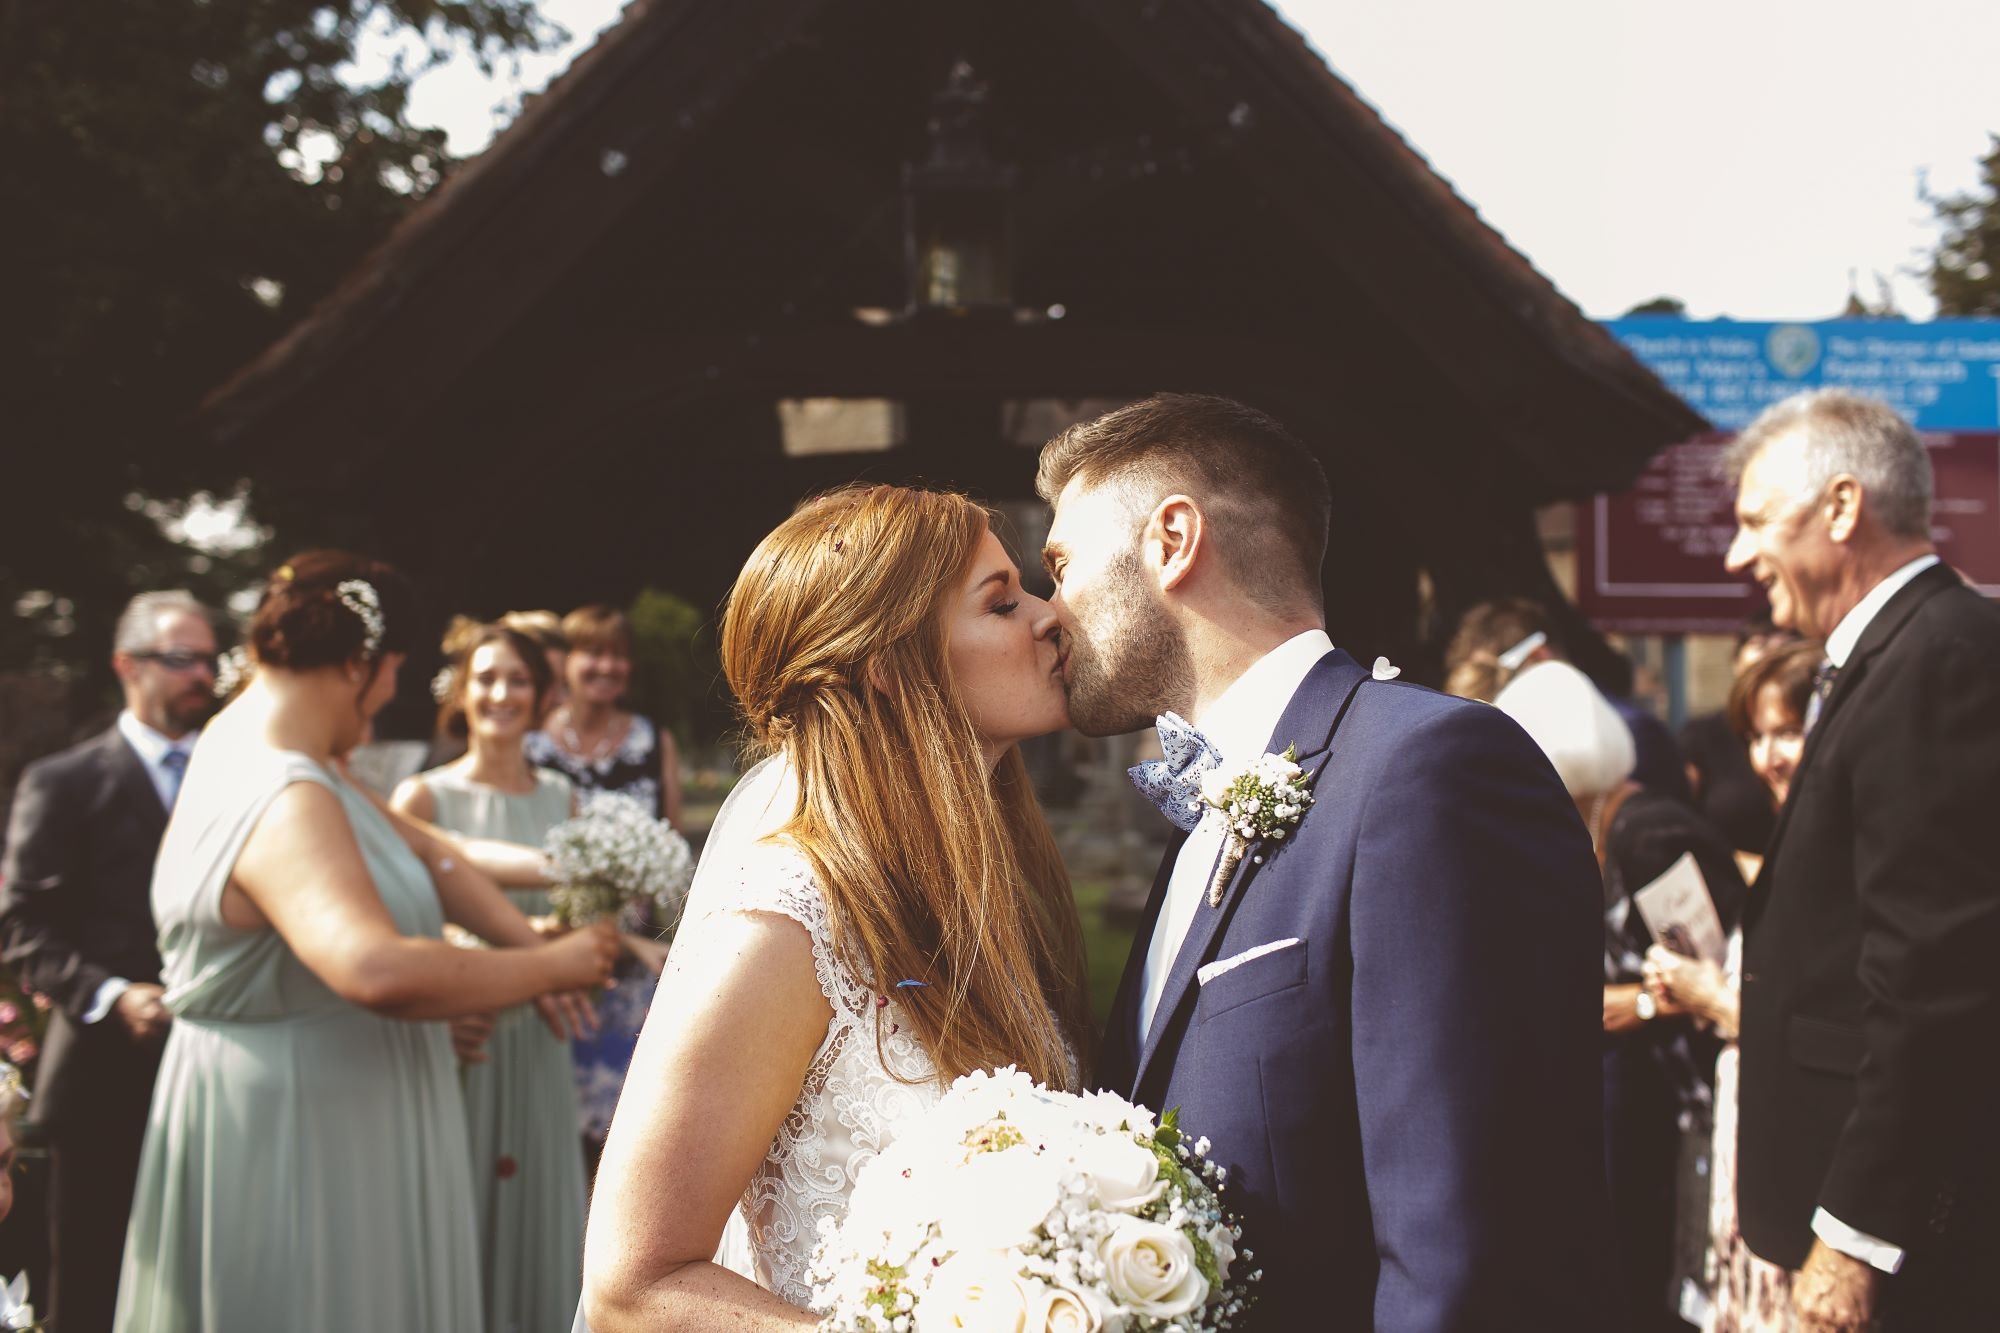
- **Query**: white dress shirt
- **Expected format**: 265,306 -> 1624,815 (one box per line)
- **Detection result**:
117,709 -> 196,812
1822,553 -> 1940,669
1136,629 -> 1334,1044
1802,553 -> 1938,1275
84,712 -> 197,1025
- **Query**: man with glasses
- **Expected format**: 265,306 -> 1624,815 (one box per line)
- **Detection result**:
1,591 -> 217,1333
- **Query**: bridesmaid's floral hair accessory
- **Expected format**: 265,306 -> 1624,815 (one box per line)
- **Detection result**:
212,644 -> 252,700
274,563 -> 296,583
430,664 -> 457,703
335,579 -> 385,657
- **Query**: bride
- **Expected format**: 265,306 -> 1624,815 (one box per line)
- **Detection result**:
579,484 -> 1093,1329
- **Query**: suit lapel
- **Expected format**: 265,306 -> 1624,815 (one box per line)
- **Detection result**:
1096,829 -> 1187,1092
1128,650 -> 1371,1098
1760,562 -> 1955,867
102,728 -> 171,826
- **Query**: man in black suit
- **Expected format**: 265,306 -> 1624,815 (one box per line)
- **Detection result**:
1724,388 -> 2000,1333
1,592 -> 216,1333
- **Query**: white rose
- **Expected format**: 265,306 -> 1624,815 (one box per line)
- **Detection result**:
1097,1216 -> 1208,1319
1071,1133 -> 1165,1212
1031,1281 -> 1106,1333
937,1152 -> 1062,1249
845,1164 -> 944,1252
1198,768 -> 1234,804
918,1253 -> 1032,1333
1076,1090 -> 1154,1138
1202,1221 -> 1237,1280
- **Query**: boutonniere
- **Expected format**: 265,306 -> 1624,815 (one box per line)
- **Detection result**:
1195,745 -> 1315,906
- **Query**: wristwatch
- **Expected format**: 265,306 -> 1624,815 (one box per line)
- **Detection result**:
1634,989 -> 1658,1022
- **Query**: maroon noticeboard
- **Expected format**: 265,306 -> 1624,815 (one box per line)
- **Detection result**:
1575,432 -> 2000,634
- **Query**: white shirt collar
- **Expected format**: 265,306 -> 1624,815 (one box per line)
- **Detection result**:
117,709 -> 195,767
1823,554 -> 1941,667
1189,629 -> 1335,762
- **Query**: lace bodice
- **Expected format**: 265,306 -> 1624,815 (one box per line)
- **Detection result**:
702,843 -> 940,1310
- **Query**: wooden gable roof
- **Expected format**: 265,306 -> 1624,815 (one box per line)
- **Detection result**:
202,0 -> 1700,504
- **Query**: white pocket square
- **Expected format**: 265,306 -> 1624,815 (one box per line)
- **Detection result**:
1197,938 -> 1302,986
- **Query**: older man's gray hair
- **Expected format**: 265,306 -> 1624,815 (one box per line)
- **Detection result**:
1724,388 -> 1934,539
113,590 -> 211,654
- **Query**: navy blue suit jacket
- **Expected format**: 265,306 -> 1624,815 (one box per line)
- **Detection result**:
1096,650 -> 1609,1331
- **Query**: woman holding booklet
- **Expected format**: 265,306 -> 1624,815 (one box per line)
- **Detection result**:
1645,638 -> 1819,1333
1494,658 -> 1747,1332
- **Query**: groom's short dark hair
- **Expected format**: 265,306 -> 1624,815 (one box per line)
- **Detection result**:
1035,393 -> 1331,613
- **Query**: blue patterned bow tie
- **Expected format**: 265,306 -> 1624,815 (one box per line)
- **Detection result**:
1129,712 -> 1223,832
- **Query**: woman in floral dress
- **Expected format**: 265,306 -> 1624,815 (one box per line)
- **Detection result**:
524,605 -> 682,1169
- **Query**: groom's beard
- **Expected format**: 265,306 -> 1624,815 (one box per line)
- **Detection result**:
1062,554 -> 1194,737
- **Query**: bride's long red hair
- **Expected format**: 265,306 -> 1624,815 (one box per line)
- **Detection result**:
720,485 -> 1090,1089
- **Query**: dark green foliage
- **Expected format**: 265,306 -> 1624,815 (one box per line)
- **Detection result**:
0,0 -> 561,696
1927,135 -> 2000,317
1623,296 -> 1687,317
625,586 -> 723,751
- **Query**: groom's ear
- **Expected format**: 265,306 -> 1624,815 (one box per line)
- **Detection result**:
1147,495 -> 1204,594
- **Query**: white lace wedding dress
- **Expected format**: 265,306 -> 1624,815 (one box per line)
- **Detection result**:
684,757 -> 944,1310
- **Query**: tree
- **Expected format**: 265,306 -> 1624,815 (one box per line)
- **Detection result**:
1926,134 -> 2000,316
1623,296 -> 1687,317
625,588 -> 727,755
0,0 -> 563,688
1840,270 -> 1906,320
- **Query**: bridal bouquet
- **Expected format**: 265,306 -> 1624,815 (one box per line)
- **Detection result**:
542,792 -> 695,929
810,1068 -> 1256,1333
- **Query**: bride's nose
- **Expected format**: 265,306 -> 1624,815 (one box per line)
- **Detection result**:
1025,593 -> 1061,643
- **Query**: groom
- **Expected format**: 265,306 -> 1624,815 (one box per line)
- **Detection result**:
1038,395 -> 1608,1330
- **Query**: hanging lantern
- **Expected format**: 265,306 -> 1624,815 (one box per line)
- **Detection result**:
903,62 -> 1016,314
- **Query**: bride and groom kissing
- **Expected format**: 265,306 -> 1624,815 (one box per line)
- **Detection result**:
578,394 -> 1608,1331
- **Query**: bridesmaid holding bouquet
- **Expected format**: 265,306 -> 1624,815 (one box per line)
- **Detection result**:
114,553 -> 618,1333
395,622 -> 590,1333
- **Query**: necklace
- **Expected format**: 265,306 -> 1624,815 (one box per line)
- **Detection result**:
557,708 -> 622,765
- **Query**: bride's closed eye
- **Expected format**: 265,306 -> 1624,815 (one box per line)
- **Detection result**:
990,599 -> 1020,617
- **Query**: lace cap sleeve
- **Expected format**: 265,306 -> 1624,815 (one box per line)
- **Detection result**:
693,840 -> 871,1020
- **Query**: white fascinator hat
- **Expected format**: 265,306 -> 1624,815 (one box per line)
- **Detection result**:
1492,659 -> 1636,800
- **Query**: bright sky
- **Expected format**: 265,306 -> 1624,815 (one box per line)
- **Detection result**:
404,0 -> 1998,322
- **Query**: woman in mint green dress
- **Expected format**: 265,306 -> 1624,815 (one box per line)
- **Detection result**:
394,623 -> 587,1333
114,552 -> 619,1333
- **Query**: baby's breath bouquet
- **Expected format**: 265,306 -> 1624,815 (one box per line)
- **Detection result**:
542,792 -> 694,929
810,1068 -> 1257,1333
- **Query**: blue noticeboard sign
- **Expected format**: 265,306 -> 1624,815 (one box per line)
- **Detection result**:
1603,317 -> 2000,432
1580,317 -> 2000,631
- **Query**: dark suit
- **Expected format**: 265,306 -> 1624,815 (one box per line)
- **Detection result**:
1097,650 -> 1609,1331
1737,562 -> 2000,1328
1,726 -> 171,1333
